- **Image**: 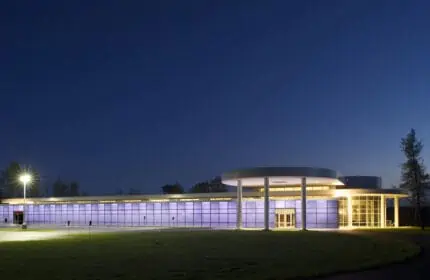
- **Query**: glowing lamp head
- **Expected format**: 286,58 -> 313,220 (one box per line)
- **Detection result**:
19,173 -> 32,185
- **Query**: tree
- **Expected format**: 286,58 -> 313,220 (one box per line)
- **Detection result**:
400,129 -> 429,230
189,176 -> 228,193
0,162 -> 41,198
52,178 -> 69,197
128,188 -> 141,195
43,185 -> 50,197
27,176 -> 41,197
69,181 -> 80,196
161,183 -> 184,194
0,170 -> 6,201
52,179 -> 82,197
3,162 -> 22,197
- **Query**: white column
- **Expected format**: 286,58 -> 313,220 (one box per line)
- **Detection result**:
301,177 -> 307,230
380,195 -> 385,228
394,197 -> 399,228
23,182 -> 27,226
385,202 -> 387,226
347,196 -> 353,228
264,177 -> 270,231
236,179 -> 242,229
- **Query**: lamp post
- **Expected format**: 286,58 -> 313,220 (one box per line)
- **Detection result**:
19,173 -> 32,229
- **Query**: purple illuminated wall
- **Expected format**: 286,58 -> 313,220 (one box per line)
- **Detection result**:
242,199 -> 338,229
295,200 -> 339,229
0,199 -> 338,229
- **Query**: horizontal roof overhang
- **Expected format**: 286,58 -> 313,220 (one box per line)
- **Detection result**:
333,188 -> 408,197
222,167 -> 344,186
1,193 -> 232,204
0,189 -> 408,205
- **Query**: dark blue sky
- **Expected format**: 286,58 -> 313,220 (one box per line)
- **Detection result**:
1,0 -> 430,194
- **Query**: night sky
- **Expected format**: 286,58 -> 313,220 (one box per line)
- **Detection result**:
1,1 -> 430,195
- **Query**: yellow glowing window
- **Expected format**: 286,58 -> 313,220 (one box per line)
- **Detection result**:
260,186 -> 331,192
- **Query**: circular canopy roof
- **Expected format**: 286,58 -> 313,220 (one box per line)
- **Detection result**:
222,167 -> 343,187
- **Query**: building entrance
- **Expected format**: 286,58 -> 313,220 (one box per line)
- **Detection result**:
13,211 -> 24,225
275,209 -> 295,228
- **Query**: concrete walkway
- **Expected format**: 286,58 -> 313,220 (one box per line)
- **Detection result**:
321,231 -> 430,280
0,225 -> 155,242
0,225 -> 217,242
0,230 -> 69,242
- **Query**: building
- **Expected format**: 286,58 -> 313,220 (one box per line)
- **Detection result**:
339,176 -> 382,189
0,167 -> 407,229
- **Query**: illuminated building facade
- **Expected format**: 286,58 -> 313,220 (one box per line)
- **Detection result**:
0,167 -> 407,229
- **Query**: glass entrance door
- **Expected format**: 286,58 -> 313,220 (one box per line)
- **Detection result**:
13,211 -> 24,225
275,209 -> 295,228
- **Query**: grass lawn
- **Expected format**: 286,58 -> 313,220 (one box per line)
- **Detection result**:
0,230 -> 420,280
360,227 -> 430,233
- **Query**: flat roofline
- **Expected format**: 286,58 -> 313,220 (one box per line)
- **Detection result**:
1,192 -> 237,204
0,188 -> 408,204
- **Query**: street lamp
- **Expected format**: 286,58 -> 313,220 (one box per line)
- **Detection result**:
19,173 -> 32,228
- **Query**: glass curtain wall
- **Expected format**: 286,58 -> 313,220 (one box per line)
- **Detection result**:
338,198 -> 348,226
0,201 -> 238,228
338,196 -> 381,227
0,199 -> 338,229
